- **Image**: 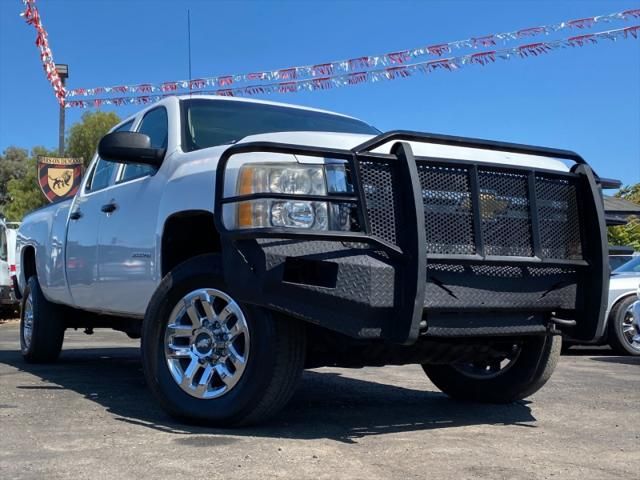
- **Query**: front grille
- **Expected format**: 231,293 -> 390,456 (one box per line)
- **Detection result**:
360,159 -> 583,260
535,176 -> 582,259
359,160 -> 401,245
418,165 -> 475,255
478,170 -> 533,257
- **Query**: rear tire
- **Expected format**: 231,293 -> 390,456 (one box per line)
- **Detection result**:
20,276 -> 65,363
607,296 -> 640,356
142,254 -> 306,427
422,335 -> 561,403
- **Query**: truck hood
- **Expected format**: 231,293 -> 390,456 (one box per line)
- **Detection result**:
237,131 -> 571,172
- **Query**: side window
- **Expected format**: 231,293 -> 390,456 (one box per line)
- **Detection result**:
86,120 -> 135,192
0,228 -> 7,262
120,108 -> 167,183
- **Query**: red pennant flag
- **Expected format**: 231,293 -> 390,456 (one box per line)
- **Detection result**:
426,44 -> 450,56
469,51 -> 496,65
347,72 -> 368,84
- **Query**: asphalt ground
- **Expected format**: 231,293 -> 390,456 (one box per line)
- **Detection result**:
0,319 -> 639,480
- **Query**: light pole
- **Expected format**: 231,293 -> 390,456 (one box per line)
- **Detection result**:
56,64 -> 69,156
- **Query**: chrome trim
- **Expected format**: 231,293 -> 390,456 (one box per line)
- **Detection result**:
164,288 -> 250,400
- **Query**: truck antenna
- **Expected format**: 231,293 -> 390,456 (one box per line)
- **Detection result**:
187,9 -> 192,97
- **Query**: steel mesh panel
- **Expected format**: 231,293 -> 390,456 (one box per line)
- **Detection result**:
478,170 -> 533,256
527,266 -> 577,277
418,164 -> 476,254
360,157 -> 583,261
470,265 -> 523,278
425,261 -> 578,310
535,176 -> 582,259
427,263 -> 465,273
359,161 -> 400,244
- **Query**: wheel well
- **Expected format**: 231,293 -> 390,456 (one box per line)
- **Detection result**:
161,211 -> 220,277
22,246 -> 36,280
608,294 -> 636,322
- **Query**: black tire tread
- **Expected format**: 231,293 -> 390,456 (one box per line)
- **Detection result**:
141,253 -> 306,427
237,316 -> 306,426
607,296 -> 639,356
21,276 -> 65,363
423,335 -> 561,403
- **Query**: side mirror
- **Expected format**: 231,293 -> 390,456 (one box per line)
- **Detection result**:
97,131 -> 165,166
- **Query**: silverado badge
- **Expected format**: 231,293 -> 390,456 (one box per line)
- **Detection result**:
37,156 -> 83,203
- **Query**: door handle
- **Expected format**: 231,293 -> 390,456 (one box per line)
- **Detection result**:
69,210 -> 83,220
101,202 -> 118,214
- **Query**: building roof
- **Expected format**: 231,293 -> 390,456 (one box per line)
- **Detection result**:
604,195 -> 640,215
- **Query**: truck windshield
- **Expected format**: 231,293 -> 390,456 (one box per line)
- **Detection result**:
181,98 -> 379,152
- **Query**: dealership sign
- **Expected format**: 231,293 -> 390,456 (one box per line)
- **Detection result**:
37,156 -> 83,203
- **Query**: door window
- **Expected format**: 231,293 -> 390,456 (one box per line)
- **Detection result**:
120,107 -> 167,183
86,120 -> 135,192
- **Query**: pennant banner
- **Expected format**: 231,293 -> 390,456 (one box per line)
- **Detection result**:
66,8 -> 640,99
20,0 -> 66,104
65,25 -> 640,109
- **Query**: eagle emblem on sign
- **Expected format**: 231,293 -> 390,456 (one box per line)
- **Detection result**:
37,156 -> 83,203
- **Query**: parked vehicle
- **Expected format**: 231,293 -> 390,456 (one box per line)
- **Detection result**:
604,257 -> 640,355
608,245 -> 638,271
630,286 -> 640,348
14,95 -> 615,426
0,219 -> 19,316
565,256 -> 640,355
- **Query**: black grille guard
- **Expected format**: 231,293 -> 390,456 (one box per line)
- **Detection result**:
214,130 -> 610,344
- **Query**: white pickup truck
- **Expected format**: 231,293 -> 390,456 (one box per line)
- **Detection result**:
15,95 -> 614,426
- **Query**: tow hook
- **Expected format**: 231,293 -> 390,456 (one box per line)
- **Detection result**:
549,317 -> 577,327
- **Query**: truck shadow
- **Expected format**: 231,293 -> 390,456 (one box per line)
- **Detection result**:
563,347 -> 640,365
0,345 -> 536,444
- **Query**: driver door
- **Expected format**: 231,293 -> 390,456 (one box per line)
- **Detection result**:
66,120 -> 134,310
93,107 -> 168,316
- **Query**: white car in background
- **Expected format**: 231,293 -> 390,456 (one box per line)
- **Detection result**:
0,220 -> 19,316
630,288 -> 640,348
602,256 -> 640,355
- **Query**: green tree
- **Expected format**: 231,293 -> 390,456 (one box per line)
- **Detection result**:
66,110 -> 120,167
0,147 -> 29,210
2,147 -> 57,222
608,183 -> 640,251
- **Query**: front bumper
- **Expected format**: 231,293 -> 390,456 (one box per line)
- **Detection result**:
215,131 -> 610,345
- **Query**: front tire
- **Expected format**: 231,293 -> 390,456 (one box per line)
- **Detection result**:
422,335 -> 561,403
607,296 -> 640,356
141,254 -> 306,427
20,276 -> 65,363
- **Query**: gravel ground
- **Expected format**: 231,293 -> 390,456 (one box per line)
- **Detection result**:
0,321 -> 639,480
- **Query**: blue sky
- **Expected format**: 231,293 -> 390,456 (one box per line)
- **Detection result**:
1,0 -> 639,185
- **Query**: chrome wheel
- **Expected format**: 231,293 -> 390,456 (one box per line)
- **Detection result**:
22,294 -> 34,349
164,288 -> 250,400
622,304 -> 640,352
452,344 -> 521,380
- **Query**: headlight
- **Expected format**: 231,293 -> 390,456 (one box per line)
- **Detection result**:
226,162 -> 355,231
